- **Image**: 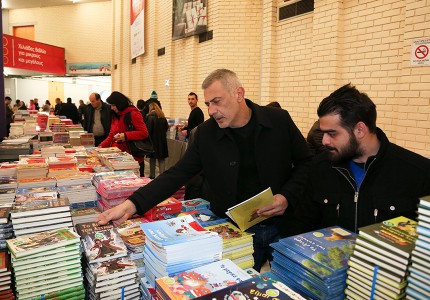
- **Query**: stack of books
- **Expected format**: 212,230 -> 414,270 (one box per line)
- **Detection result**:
57,183 -> 98,208
99,152 -> 140,171
40,145 -> 66,157
10,197 -> 73,237
9,123 -> 24,136
0,176 -> 17,190
6,228 -> 84,299
0,207 -> 13,250
97,177 -> 151,210
75,222 -> 139,299
181,198 -> 211,212
271,226 -> 356,300
0,251 -> 13,299
68,130 -> 85,146
144,197 -> 182,221
47,155 -> 79,176
17,176 -> 56,189
53,132 -> 70,144
406,196 -> 430,299
71,207 -> 101,226
155,259 -> 252,300
203,271 -> 308,300
0,162 -> 18,178
55,171 -> 93,187
205,221 -> 255,269
80,133 -> 95,147
16,157 -> 48,180
14,186 -> 58,207
345,216 -> 417,299
140,215 -> 223,286
92,170 -> 137,188
0,188 -> 15,205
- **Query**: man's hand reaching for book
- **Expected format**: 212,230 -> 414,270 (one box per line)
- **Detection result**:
256,194 -> 288,217
96,199 -> 137,226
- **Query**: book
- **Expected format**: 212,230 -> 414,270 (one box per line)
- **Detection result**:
87,256 -> 137,282
355,236 -> 409,265
278,226 -> 356,275
181,198 -> 211,211
205,221 -> 254,248
75,222 -> 127,263
6,228 -> 80,259
358,216 -> 417,258
155,259 -> 252,300
0,252 -> 8,273
144,197 -> 182,221
140,214 -> 219,247
0,207 -> 11,224
225,187 -> 274,231
201,271 -> 307,300
11,197 -> 70,218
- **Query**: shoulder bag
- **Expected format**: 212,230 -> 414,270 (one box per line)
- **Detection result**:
124,112 -> 154,157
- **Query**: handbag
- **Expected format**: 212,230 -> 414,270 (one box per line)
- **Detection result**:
124,112 -> 155,157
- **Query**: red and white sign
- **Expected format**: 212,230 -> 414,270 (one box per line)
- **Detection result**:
410,37 -> 430,66
3,34 -> 65,74
130,0 -> 145,59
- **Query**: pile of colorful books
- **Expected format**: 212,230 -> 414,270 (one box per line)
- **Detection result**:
140,215 -> 223,287
0,208 -> 13,250
47,155 -> 79,176
99,152 -> 140,171
271,226 -> 356,300
6,228 -> 84,299
76,222 -> 139,299
406,196 -> 430,299
345,216 -> 416,299
16,157 -> 48,180
40,145 -> 66,157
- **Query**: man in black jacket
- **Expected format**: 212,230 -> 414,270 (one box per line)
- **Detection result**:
294,83 -> 430,234
84,93 -> 111,146
97,69 -> 313,271
181,92 -> 204,139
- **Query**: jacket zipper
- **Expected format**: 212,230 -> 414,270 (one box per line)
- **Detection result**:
333,158 -> 376,232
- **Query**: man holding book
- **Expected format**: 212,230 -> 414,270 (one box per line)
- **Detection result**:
97,69 -> 313,271
293,83 -> 430,234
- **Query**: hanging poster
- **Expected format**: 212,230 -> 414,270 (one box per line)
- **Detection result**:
172,0 -> 208,40
131,0 -> 145,59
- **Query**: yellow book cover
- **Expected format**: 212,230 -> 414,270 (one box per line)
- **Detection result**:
225,187 -> 274,231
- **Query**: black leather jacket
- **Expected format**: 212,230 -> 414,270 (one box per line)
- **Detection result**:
295,128 -> 430,233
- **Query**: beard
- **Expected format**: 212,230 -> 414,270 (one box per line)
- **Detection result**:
326,134 -> 362,163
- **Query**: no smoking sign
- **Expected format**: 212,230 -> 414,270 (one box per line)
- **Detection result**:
411,38 -> 430,66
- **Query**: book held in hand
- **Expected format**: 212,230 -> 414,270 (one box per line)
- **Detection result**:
225,187 -> 274,231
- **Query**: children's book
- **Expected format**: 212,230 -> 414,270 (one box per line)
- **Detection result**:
75,222 -> 127,263
225,187 -> 274,231
181,198 -> 211,212
11,197 -> 70,218
87,256 -> 137,282
278,226 -> 356,276
205,221 -> 254,248
201,271 -> 308,300
155,259 -> 252,300
144,197 -> 182,221
140,215 -> 219,247
358,216 -> 417,258
7,228 -> 80,258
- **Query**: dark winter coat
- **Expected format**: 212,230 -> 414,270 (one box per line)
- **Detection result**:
83,102 -> 112,137
145,112 -> 169,159
129,99 -> 313,237
294,128 -> 430,233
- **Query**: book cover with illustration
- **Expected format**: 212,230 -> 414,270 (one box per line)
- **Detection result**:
75,222 -> 127,263
181,198 -> 211,212
358,216 -> 417,258
11,197 -> 70,219
140,215 -> 219,247
155,259 -> 252,300
205,221 -> 254,248
225,187 -> 274,231
278,226 -> 356,276
144,197 -> 182,221
87,256 -> 137,282
202,271 -> 308,300
6,228 -> 80,258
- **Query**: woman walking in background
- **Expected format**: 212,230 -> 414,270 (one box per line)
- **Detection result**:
99,91 -> 149,177
145,102 -> 169,179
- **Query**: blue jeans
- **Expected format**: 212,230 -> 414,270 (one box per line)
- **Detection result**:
246,223 -> 280,272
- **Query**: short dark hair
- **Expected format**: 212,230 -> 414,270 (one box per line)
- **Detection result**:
317,83 -> 377,133
106,91 -> 133,111
94,93 -> 101,101
5,96 -> 12,101
67,97 -> 72,103
266,101 -> 281,108
188,92 -> 198,100
136,99 -> 146,110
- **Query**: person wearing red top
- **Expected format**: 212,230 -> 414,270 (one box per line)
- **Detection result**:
99,91 -> 149,176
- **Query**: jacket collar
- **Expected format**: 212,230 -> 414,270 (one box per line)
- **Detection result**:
214,99 -> 273,140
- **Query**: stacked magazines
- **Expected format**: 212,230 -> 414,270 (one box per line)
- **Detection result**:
6,228 -> 84,299
76,222 -> 140,300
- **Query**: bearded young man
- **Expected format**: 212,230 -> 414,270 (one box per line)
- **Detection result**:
294,83 -> 430,234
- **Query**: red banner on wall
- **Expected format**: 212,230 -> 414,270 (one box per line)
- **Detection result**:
3,34 -> 65,75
